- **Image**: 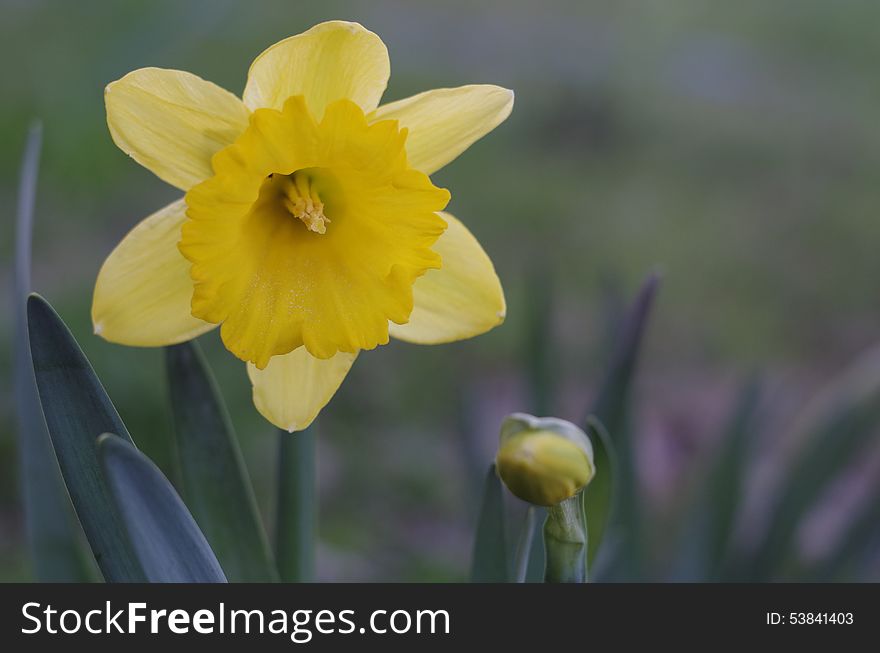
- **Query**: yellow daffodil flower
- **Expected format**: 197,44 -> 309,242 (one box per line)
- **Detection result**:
92,21 -> 513,431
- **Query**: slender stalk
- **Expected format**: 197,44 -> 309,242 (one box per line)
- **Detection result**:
514,506 -> 537,582
275,425 -> 316,582
544,494 -> 588,583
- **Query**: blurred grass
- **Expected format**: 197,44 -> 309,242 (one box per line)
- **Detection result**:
2,0 -> 880,580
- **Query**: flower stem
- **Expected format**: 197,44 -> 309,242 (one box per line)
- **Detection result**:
544,493 -> 588,583
275,425 -> 316,582
514,506 -> 537,582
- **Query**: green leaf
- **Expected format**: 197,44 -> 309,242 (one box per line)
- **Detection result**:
524,265 -> 556,416
588,272 -> 660,579
671,379 -> 761,581
582,416 -> 617,570
165,342 -> 277,582
807,484 -> 880,581
705,379 -> 761,578
275,426 -> 316,582
749,344 -> 880,579
98,434 -> 227,583
470,464 -> 509,582
27,294 -> 145,582
524,507 -> 547,582
13,124 -> 91,582
590,271 -> 660,445
512,506 -> 538,582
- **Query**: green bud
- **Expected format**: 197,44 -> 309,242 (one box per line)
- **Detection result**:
495,413 -> 595,507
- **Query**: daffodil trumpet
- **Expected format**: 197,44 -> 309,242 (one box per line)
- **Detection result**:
93,20 -> 513,431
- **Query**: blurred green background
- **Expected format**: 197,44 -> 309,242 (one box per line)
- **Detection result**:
2,0 -> 880,581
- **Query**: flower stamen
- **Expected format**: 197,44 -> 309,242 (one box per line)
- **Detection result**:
280,171 -> 330,234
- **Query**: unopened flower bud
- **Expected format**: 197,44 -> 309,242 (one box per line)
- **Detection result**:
495,413 -> 595,506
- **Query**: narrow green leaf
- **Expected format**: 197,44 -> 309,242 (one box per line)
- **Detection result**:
590,272 -> 660,443
470,464 -> 509,582
671,379 -> 761,581
705,379 -> 761,577
749,345 -> 880,579
513,506 -> 537,582
808,484 -> 880,581
98,434 -> 226,583
524,265 -> 556,416
275,426 -> 316,582
13,124 -> 91,581
524,507 -> 547,583
27,294 -> 145,582
166,342 -> 277,582
588,272 -> 660,579
582,416 -> 617,570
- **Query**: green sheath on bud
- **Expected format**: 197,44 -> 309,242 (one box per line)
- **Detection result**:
495,414 -> 595,507
544,496 -> 587,583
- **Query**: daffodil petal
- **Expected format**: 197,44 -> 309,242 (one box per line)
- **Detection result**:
92,198 -> 215,346
371,85 -> 514,175
242,21 -> 389,118
247,348 -> 358,432
389,212 -> 505,344
106,68 -> 250,190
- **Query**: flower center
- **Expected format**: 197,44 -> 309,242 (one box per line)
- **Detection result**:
277,171 -> 330,234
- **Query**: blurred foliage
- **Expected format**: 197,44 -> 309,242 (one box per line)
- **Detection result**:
470,465 -> 508,582
512,274 -> 880,582
3,0 -> 880,580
